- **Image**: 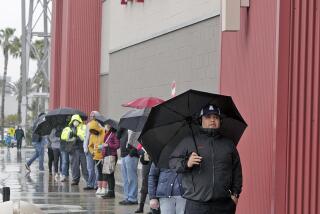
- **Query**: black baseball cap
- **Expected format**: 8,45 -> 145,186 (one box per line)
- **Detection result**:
199,105 -> 221,117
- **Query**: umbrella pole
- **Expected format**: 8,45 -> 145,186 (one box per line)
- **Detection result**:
188,124 -> 199,155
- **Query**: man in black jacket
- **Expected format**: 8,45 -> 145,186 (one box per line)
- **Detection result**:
117,128 -> 140,205
169,105 -> 242,214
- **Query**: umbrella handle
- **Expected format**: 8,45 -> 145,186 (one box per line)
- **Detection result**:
189,124 -> 199,156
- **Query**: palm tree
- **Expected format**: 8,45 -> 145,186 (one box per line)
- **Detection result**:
10,37 -> 22,123
0,28 -> 17,141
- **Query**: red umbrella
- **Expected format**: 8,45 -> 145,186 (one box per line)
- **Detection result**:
122,97 -> 164,109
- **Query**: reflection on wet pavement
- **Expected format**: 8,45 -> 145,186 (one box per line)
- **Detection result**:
0,148 -> 141,213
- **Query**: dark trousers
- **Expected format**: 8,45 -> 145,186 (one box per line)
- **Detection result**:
48,147 -> 54,173
185,198 -> 236,214
95,160 -> 107,181
17,139 -> 22,149
52,148 -> 61,173
106,173 -> 115,192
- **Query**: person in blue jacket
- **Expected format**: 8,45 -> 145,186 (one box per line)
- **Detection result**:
148,163 -> 186,214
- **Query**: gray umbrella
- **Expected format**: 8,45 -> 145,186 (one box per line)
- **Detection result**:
118,108 -> 150,132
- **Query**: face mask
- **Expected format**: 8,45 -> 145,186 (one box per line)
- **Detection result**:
73,120 -> 80,127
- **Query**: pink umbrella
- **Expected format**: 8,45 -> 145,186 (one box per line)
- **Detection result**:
122,97 -> 164,109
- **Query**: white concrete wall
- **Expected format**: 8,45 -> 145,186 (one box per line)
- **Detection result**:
107,0 -> 220,52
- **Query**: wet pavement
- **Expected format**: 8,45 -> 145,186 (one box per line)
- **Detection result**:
0,148 -> 146,213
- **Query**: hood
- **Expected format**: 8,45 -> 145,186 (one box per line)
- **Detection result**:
88,119 -> 102,131
68,114 -> 83,126
90,111 -> 100,117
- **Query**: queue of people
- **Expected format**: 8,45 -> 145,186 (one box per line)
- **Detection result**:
23,103 -> 243,214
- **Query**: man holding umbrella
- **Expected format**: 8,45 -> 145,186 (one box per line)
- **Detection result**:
169,104 -> 242,214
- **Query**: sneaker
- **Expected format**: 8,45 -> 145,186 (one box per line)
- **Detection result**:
54,173 -> 59,180
71,181 -> 79,186
101,191 -> 115,199
60,175 -> 67,182
96,188 -> 102,195
25,164 -> 31,172
100,188 -> 107,195
83,186 -> 94,190
119,200 -> 138,205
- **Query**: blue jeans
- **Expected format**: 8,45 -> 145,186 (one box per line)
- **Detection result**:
121,155 -> 139,202
85,152 -> 97,188
26,141 -> 45,170
61,150 -> 70,177
159,196 -> 186,214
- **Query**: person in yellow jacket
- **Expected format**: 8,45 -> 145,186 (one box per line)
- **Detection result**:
60,114 -> 88,185
87,119 -> 106,195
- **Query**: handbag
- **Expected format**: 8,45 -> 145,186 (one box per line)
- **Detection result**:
102,155 -> 116,174
102,133 -> 116,174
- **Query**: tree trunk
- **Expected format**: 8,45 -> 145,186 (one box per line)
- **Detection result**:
1,51 -> 8,142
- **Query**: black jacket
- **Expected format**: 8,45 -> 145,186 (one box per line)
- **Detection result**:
117,128 -> 139,158
169,128 -> 242,202
117,128 -> 129,157
148,163 -> 184,199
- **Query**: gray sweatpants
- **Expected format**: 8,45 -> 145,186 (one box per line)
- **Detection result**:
70,149 -> 88,183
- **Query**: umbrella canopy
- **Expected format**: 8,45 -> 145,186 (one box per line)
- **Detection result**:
139,89 -> 247,168
104,119 -> 119,130
45,107 -> 87,128
119,108 -> 151,132
92,113 -> 107,126
34,115 -> 51,136
122,97 -> 164,109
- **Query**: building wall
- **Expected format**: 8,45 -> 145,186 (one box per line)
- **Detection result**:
283,0 -> 320,213
104,17 -> 221,119
220,1 -> 277,214
220,0 -> 320,213
50,0 -> 102,114
108,0 -> 220,51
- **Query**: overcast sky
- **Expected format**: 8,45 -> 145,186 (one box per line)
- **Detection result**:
0,1 -> 51,82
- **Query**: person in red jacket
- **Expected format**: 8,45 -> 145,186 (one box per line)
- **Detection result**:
101,124 -> 120,198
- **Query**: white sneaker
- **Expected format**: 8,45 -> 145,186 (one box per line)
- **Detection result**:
60,175 -> 67,182
55,173 -> 59,180
100,188 -> 107,195
96,188 -> 102,195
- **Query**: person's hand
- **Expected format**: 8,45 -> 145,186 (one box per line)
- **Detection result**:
231,195 -> 238,205
150,199 -> 159,209
187,152 -> 202,168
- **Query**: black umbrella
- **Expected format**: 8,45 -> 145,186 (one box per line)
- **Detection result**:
119,108 -> 151,132
104,119 -> 119,130
45,107 -> 87,127
34,115 -> 51,136
139,89 -> 247,168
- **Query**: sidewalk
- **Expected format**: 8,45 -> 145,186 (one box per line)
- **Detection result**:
0,147 -> 150,213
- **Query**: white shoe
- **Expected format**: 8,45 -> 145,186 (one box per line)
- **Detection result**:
60,175 -> 67,182
55,173 -> 59,180
96,188 -> 102,195
100,188 -> 107,195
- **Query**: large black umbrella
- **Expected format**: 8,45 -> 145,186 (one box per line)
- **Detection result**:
118,108 -> 151,132
34,115 -> 51,136
139,89 -> 247,168
45,107 -> 87,128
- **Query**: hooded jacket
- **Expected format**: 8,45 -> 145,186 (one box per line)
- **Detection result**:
87,120 -> 105,160
169,128 -> 242,202
61,114 -> 86,151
